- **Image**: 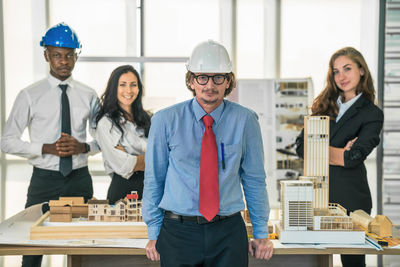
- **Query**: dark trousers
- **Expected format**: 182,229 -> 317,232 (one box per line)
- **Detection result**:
341,254 -> 366,267
22,166 -> 93,267
107,171 -> 144,204
156,212 -> 248,267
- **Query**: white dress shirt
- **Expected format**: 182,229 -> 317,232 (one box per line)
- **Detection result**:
1,75 -> 100,171
336,93 -> 363,122
96,116 -> 147,179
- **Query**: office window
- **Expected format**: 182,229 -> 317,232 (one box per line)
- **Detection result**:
144,0 -> 220,57
50,0 -> 136,57
281,0 -> 362,95
236,0 -> 265,78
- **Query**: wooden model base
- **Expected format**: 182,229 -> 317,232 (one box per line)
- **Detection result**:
30,212 -> 147,240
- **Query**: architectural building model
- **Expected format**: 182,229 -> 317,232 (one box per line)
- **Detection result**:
351,209 -> 393,238
32,192 -> 146,240
278,115 -> 365,244
88,191 -> 143,222
49,200 -> 72,222
49,197 -> 88,222
48,192 -> 143,223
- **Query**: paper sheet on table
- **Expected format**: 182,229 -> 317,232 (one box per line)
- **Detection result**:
271,240 -> 379,250
0,204 -> 147,248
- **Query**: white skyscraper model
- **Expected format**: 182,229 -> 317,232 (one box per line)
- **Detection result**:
278,116 -> 365,244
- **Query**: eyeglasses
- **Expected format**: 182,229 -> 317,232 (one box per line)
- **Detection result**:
193,74 -> 228,85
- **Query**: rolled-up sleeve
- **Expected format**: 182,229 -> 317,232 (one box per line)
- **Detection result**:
344,109 -> 383,168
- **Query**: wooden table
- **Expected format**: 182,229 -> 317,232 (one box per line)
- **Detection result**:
1,244 -> 399,267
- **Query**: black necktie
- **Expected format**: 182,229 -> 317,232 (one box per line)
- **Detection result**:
59,84 -> 72,177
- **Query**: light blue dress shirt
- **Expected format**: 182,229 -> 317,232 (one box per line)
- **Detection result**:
142,98 -> 270,240
336,93 -> 363,122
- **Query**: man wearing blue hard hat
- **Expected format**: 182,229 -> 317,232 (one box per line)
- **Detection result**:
1,22 -> 100,267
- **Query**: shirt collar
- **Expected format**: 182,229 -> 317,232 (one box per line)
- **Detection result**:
192,98 -> 225,124
47,74 -> 74,90
337,92 -> 363,108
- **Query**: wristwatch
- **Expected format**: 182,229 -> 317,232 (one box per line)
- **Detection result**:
84,143 -> 90,153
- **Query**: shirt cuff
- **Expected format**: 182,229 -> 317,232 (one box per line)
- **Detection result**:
252,224 -> 269,239
120,155 -> 137,179
33,143 -> 44,156
87,141 -> 100,155
147,225 -> 162,240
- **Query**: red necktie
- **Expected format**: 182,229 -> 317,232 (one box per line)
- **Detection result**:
199,115 -> 219,221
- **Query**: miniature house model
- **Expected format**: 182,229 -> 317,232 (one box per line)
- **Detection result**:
350,209 -> 394,238
279,116 -> 365,244
49,200 -> 73,222
106,199 -> 127,222
49,197 -> 88,222
88,191 -> 142,222
88,199 -> 109,221
126,192 -> 142,222
369,215 -> 393,238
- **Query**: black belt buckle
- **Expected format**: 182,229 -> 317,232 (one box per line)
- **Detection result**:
197,215 -> 218,224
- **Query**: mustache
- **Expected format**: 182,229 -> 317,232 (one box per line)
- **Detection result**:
202,89 -> 218,94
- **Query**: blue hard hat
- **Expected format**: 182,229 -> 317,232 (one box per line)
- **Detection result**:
40,22 -> 81,49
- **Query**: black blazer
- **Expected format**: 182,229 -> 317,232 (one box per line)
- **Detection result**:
296,95 -> 384,213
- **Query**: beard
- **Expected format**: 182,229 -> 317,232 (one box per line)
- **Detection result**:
200,98 -> 220,105
199,89 -> 221,105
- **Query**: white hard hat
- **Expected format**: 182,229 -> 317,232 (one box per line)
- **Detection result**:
186,40 -> 233,73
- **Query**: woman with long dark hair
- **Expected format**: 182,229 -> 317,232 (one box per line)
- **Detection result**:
96,65 -> 151,204
296,47 -> 383,267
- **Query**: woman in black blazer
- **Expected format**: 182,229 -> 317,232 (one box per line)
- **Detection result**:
296,47 -> 383,267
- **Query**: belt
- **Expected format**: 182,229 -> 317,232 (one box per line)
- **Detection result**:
164,211 -> 240,225
33,166 -> 89,176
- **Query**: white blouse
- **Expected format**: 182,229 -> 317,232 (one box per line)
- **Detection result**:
336,93 -> 363,122
96,116 -> 147,179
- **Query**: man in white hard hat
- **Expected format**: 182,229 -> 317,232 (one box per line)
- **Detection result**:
142,40 -> 273,266
1,23 -> 99,267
